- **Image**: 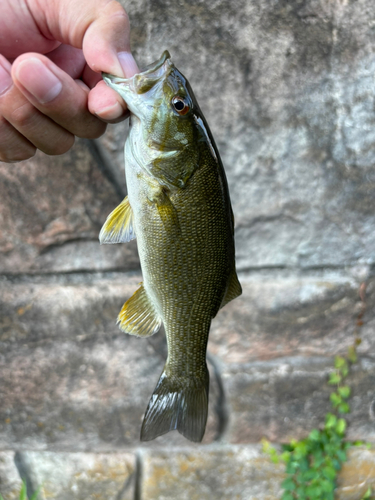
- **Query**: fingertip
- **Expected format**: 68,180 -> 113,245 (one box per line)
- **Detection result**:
117,51 -> 139,78
82,1 -> 139,77
88,81 -> 129,122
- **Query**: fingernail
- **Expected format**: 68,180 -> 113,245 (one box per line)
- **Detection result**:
0,59 -> 12,96
117,52 -> 139,78
95,101 -> 124,121
15,58 -> 62,104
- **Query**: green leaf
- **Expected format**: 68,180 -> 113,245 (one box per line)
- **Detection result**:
336,449 -> 347,462
280,451 -> 291,462
305,484 -> 323,497
361,486 -> 372,499
330,392 -> 342,407
325,413 -> 337,429
20,481 -> 27,500
353,440 -> 365,446
336,418 -> 347,435
340,365 -> 349,377
321,478 -> 335,493
308,428 -> 320,441
338,402 -> 350,414
281,493 -> 294,500
334,356 -> 346,369
347,346 -> 357,363
323,465 -> 337,480
338,386 -> 351,398
281,443 -> 294,452
328,371 -> 342,385
282,477 -> 296,491
294,441 -> 308,459
261,437 -> 270,453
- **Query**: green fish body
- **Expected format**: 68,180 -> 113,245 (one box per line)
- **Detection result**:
100,51 -> 241,442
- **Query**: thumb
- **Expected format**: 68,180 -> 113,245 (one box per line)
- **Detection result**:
28,0 -> 139,77
82,1 -> 139,77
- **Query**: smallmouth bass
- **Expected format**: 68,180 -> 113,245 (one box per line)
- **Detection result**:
100,51 -> 241,442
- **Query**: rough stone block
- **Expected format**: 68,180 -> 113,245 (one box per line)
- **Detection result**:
0,275 -> 221,450
210,272 -> 375,363
17,451 -> 135,500
141,445 -> 284,500
142,445 -> 375,500
0,140 -> 139,274
223,356 -> 375,444
336,446 -> 375,500
0,452 -> 22,500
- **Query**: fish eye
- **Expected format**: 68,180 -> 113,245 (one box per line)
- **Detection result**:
171,96 -> 190,115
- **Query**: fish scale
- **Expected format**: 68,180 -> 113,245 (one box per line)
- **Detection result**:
100,51 -> 241,442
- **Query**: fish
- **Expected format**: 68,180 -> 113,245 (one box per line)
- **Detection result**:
99,51 -> 242,442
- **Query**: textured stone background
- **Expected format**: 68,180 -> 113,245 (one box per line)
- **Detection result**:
1,0 -> 375,498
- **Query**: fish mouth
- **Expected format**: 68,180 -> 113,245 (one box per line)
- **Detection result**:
102,50 -> 172,98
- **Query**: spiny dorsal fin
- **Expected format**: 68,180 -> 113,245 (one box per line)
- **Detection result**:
220,269 -> 242,309
99,196 -> 135,244
117,284 -> 162,337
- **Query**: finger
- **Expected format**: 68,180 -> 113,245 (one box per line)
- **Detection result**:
0,115 -> 36,163
29,0 -> 140,77
83,3 -> 140,77
46,44 -> 86,79
88,80 -> 129,122
0,55 -> 36,161
0,56 -> 75,156
82,64 -> 102,90
0,84 -> 75,156
12,53 -> 106,139
46,44 -> 102,89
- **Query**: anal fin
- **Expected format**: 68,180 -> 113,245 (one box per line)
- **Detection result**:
220,269 -> 242,309
117,284 -> 162,337
99,196 -> 135,244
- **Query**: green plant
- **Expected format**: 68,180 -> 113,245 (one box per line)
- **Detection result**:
0,480 -> 41,500
263,282 -> 373,500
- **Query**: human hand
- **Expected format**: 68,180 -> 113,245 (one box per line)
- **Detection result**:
0,0 -> 139,162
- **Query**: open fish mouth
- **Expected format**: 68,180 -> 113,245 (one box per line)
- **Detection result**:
102,50 -> 172,96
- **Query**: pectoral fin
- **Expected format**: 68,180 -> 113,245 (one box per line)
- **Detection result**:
220,269 -> 242,309
117,284 -> 162,337
148,187 -> 181,236
156,195 -> 181,236
99,196 -> 135,244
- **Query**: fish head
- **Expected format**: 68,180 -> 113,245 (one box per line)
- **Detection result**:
103,51 -> 208,188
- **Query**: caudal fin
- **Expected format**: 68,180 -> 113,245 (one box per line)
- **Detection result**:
140,367 -> 209,442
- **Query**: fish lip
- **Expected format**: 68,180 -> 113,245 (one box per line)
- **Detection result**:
102,50 -> 171,87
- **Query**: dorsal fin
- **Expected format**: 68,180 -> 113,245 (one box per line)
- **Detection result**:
99,196 -> 135,244
117,284 -> 162,337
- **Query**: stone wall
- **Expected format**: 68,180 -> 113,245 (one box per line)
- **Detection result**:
1,0 -> 375,498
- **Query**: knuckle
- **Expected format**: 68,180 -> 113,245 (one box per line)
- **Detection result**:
108,1 -> 130,23
42,134 -> 75,156
79,121 -> 107,140
0,146 -> 36,163
10,102 -> 34,129
0,116 -> 36,162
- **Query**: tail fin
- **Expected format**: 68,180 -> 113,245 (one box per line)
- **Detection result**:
140,367 -> 209,442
